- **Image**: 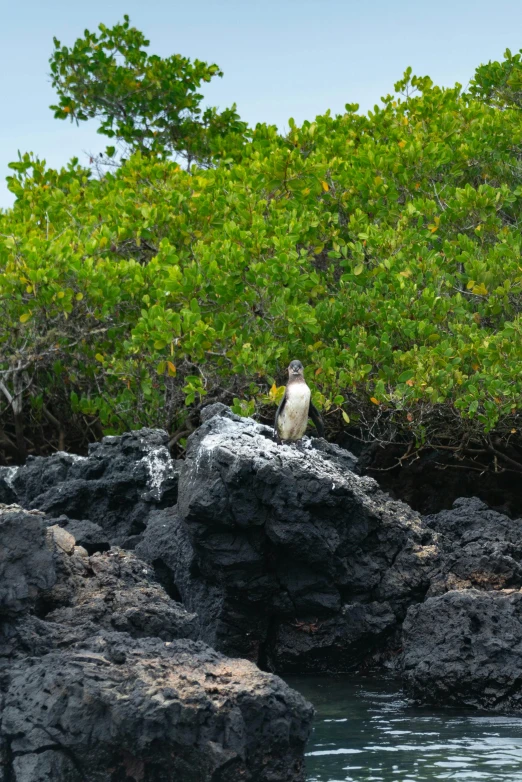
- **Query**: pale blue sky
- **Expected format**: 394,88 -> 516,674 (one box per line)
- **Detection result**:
1,0 -> 521,209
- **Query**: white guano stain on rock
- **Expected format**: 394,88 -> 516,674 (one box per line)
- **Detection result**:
2,466 -> 19,488
137,443 -> 174,501
55,452 -> 88,463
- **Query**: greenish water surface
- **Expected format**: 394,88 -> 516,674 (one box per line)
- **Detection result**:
287,675 -> 522,782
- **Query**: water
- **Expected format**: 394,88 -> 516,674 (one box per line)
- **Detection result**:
287,675 -> 522,782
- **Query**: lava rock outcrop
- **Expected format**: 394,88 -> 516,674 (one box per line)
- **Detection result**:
0,505 -> 313,781
403,588 -> 522,710
402,496 -> 522,710
138,405 -> 439,671
0,429 -> 180,547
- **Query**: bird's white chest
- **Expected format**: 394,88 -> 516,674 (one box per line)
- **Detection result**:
278,383 -> 311,440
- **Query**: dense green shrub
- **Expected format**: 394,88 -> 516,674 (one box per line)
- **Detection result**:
2,38 -> 522,458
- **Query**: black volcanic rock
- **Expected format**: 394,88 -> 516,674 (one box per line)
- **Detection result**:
425,497 -> 522,593
0,506 -> 55,618
0,506 -> 314,781
400,497 -> 522,710
0,508 -> 199,659
403,588 -> 522,710
7,408 -> 522,742
137,408 -> 440,672
46,516 -> 110,555
44,546 -> 200,646
3,633 -> 313,782
2,430 -> 180,547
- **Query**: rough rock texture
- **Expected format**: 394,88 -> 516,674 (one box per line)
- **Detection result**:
401,496 -> 522,710
0,508 -> 199,659
403,589 -> 522,710
48,517 -> 110,555
138,406 -> 439,672
42,546 -> 200,648
3,633 -> 313,782
0,506 -> 314,781
1,430 -> 180,547
0,506 -> 55,618
6,406 -> 522,740
425,496 -> 522,594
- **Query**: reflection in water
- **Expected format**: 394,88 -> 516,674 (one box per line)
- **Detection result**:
286,675 -> 522,781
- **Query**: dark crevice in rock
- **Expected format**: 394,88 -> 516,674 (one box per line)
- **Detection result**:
151,558 -> 182,602
2,738 -> 15,782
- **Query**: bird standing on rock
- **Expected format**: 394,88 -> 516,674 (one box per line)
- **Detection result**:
274,360 -> 324,443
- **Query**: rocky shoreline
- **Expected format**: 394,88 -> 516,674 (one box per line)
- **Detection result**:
2,404 -> 522,780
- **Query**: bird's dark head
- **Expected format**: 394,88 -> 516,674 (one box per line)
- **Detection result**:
287,360 -> 304,378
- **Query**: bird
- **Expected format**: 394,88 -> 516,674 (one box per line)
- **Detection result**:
274,360 -> 324,443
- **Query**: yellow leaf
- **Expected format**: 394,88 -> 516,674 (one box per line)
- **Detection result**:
321,181 -> 329,191
472,282 -> 488,296
402,115 -> 409,125
466,280 -> 475,290
428,215 -> 440,233
342,411 -> 350,424
95,353 -> 104,362
303,187 -> 311,196
512,428 -> 517,434
57,291 -> 65,299
370,397 -> 380,405
353,264 -> 364,276
472,363 -> 480,370
63,106 -> 71,114
415,182 -> 420,189
167,361 -> 176,377
399,269 -> 412,278
76,292 -> 83,301
19,313 -> 31,323
374,176 -> 383,186
313,245 -> 324,255
26,285 -> 33,294
398,140 -> 406,149
315,368 -> 323,376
